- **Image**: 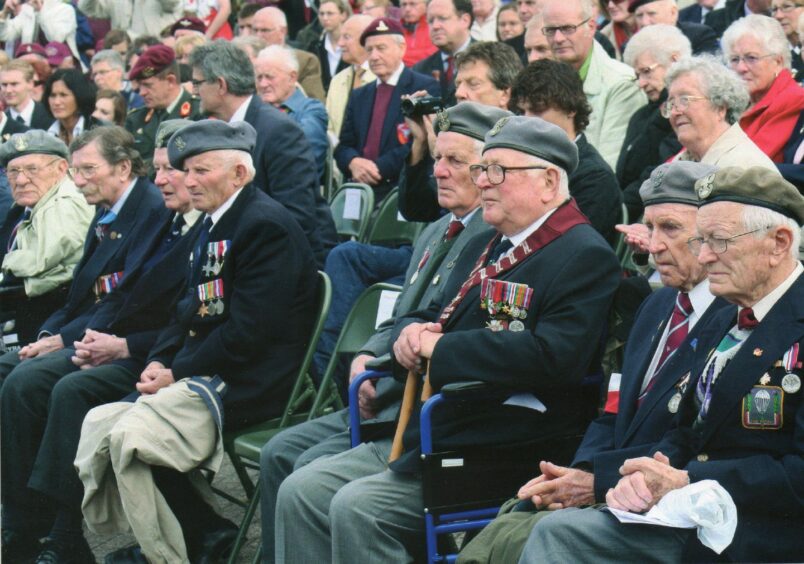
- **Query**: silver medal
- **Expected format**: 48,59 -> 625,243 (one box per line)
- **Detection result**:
782,373 -> 801,394
509,320 -> 525,332
667,393 -> 682,413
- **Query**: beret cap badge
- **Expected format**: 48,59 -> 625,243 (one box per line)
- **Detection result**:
489,117 -> 509,137
697,173 -> 715,199
13,136 -> 28,151
651,167 -> 666,190
174,136 -> 186,151
436,110 -> 450,132
377,20 -> 389,31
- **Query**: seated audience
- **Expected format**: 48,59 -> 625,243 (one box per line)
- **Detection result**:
400,0 -> 438,67
496,3 -> 524,41
599,0 -> 636,59
92,88 -> 127,126
43,68 -> 101,145
771,0 -> 804,79
90,49 -> 144,110
470,0 -> 499,41
1,60 -> 54,130
628,0 -> 719,54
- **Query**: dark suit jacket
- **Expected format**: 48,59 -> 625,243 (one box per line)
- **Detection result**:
778,109 -> 804,190
572,134 -> 622,246
412,49 -> 461,107
316,36 -> 349,92
335,68 -> 439,189
676,20 -> 719,54
397,156 -> 441,222
655,276 -> 804,562
1,115 -> 29,139
148,186 -> 318,430
28,101 -> 55,131
678,3 -> 705,23
572,287 -> 730,501
391,206 -> 621,470
704,0 -> 748,37
244,95 -> 337,268
39,177 -> 168,344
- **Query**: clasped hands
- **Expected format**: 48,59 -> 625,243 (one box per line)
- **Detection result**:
392,322 -> 443,373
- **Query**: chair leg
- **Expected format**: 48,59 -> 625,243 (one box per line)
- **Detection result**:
227,481 -> 262,564
251,545 -> 262,564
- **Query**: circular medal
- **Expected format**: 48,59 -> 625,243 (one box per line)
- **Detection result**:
667,393 -> 682,413
519,309 -> 527,320
510,320 -> 525,332
510,306 -> 520,318
781,373 -> 801,394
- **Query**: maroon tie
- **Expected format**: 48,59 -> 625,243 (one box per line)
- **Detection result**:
738,307 -> 759,330
638,292 -> 692,406
362,82 -> 394,162
444,220 -> 464,240
445,55 -> 454,83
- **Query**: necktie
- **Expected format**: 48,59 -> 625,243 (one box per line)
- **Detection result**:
487,237 -> 513,264
738,307 -> 759,330
445,55 -> 454,83
362,83 -> 394,163
143,214 -> 186,272
190,216 -> 213,285
444,220 -> 464,241
695,320 -> 753,422
638,292 -> 693,405
6,208 -> 31,251
14,114 -> 24,124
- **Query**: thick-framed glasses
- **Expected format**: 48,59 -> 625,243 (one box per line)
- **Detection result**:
771,3 -> 802,13
660,95 -> 708,118
7,158 -> 60,179
190,77 -> 210,89
727,53 -> 775,67
633,62 -> 660,81
68,164 -> 103,179
542,18 -> 590,37
687,227 -> 769,255
469,164 -> 547,185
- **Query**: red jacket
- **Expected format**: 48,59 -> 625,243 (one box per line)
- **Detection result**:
740,69 -> 804,163
402,16 -> 437,67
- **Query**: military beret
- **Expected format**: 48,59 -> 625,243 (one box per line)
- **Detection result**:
433,102 -> 513,142
167,120 -> 257,169
628,0 -> 660,12
360,17 -> 405,46
696,166 -> 804,225
482,116 -> 579,174
639,162 -> 718,207
44,42 -> 71,67
14,43 -> 47,58
129,44 -> 176,81
155,119 -> 194,150
170,16 -> 206,35
0,130 -> 68,167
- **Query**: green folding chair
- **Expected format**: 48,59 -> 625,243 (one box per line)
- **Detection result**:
330,183 -> 375,241
614,203 -> 629,260
362,187 -> 427,247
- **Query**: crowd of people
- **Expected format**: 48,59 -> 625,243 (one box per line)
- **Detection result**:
0,0 -> 803,562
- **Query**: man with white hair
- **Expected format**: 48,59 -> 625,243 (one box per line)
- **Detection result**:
251,6 -> 326,101
255,44 -> 328,178
521,166 -> 804,563
628,0 -> 719,54
90,49 -> 144,109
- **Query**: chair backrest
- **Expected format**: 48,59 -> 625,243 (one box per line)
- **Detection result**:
330,183 -> 375,241
363,187 -> 426,247
309,282 -> 402,418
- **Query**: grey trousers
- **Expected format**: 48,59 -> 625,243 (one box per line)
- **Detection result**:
275,438 -> 425,564
259,409 -> 352,563
518,506 -> 692,564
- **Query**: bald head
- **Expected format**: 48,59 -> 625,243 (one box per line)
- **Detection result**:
253,7 -> 288,45
338,14 -> 374,65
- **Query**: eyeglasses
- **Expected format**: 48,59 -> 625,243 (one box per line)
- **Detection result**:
190,77 -> 210,89
68,164 -> 103,179
469,163 -> 547,185
727,53 -> 775,67
771,3 -> 802,12
542,18 -> 590,37
660,95 -> 708,118
633,62 -> 660,81
686,227 -> 769,255
7,158 -> 60,179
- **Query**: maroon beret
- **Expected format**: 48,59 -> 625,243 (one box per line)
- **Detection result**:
628,0 -> 660,12
14,43 -> 47,58
44,42 -> 71,66
359,17 -> 405,46
129,44 -> 176,81
170,16 -> 207,35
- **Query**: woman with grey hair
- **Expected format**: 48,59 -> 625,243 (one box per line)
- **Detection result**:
664,54 -> 778,172
722,14 -> 804,162
616,24 -> 690,218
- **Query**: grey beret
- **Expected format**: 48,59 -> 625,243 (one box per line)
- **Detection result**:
433,102 -> 513,142
0,130 -> 68,167
167,120 -> 257,169
155,119 -> 194,150
639,162 -> 718,207
482,116 -> 579,174
696,166 -> 804,225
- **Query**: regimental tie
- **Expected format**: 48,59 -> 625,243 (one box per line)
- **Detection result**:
445,55 -> 455,83
444,219 -> 464,241
486,237 -> 513,265
638,292 -> 693,406
6,208 -> 31,252
695,307 -> 758,424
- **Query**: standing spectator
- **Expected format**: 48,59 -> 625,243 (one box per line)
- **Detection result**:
471,0 -> 499,40
43,68 -> 100,145
180,0 -> 233,39
317,0 -> 352,91
496,3 -> 524,40
78,0 -> 184,39
400,0 -> 438,66
0,60 -> 53,130
93,88 -> 127,126
90,49 -> 144,109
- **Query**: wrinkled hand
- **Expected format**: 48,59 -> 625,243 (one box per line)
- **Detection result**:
616,223 -> 650,254
393,322 -> 443,371
517,461 -> 595,509
136,361 -> 175,395
349,157 -> 382,185
349,354 -> 374,382
72,329 -> 130,368
349,354 -> 380,419
18,334 -> 64,360
606,452 -> 689,513
417,323 -> 443,359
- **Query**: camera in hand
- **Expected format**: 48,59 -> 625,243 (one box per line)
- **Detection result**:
401,96 -> 444,118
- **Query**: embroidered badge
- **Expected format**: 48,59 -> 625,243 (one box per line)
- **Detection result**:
741,385 -> 783,430
489,117 -> 509,137
697,173 -> 715,199
13,135 -> 27,151
436,110 -> 450,132
174,136 -> 186,151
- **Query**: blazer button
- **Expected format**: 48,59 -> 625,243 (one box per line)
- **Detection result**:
189,330 -> 196,337
696,453 -> 708,462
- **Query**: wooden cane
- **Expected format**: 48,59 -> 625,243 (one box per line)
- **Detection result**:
389,363 -> 432,462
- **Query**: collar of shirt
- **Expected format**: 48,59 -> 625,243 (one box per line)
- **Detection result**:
441,36 -> 471,62
378,64 -> 405,87
182,208 -> 203,234
502,206 -> 560,252
47,115 -> 85,138
208,187 -> 244,226
107,177 -> 138,216
0,111 -> 7,132
229,95 -> 253,123
741,262 -> 803,322
164,90 -> 185,115
324,32 -> 341,57
578,42 -> 594,82
453,206 -> 479,226
281,88 -> 306,114
687,278 -> 716,330
11,98 -> 35,124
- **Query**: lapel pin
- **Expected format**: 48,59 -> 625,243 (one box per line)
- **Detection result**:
759,373 -> 771,385
753,348 -> 763,357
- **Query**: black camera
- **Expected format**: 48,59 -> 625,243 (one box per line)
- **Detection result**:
401,96 -> 444,118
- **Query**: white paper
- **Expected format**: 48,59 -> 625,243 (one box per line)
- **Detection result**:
375,290 -> 400,329
397,210 -> 407,222
343,188 -> 362,220
503,393 -> 547,413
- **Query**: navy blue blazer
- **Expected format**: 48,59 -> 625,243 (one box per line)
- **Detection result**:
678,3 -> 704,24
148,186 -> 319,430
412,49 -> 460,107
572,287 -> 730,501
6,101 -> 54,131
39,177 -> 168,344
334,67 -> 439,187
243,95 -> 337,268
655,276 -> 804,562
778,109 -> 804,190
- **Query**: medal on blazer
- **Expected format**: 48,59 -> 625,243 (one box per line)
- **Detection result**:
480,278 -> 533,332
93,271 -> 124,301
410,248 -> 431,284
781,343 -> 801,393
741,385 -> 783,430
202,240 -> 231,278
197,278 -> 225,316
668,372 -> 690,414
